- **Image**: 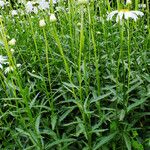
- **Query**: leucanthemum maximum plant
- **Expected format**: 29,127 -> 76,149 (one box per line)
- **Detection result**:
0,0 -> 149,149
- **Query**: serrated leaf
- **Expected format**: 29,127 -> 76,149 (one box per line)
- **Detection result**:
142,74 -> 150,82
93,132 -> 117,150
16,128 -> 30,136
59,106 -> 76,122
63,82 -> 78,89
41,129 -> 57,140
30,92 -> 40,108
28,71 -> 43,80
126,80 -> 143,94
45,138 -> 75,149
127,98 -> 147,112
35,115 -> 41,133
90,92 -> 112,103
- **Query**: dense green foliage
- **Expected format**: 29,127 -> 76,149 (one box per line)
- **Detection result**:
0,0 -> 150,149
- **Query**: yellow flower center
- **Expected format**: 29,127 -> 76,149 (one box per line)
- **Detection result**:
119,9 -> 129,12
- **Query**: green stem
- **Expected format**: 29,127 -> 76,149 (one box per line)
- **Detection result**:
126,20 -> 131,107
43,28 -> 51,92
78,6 -> 84,101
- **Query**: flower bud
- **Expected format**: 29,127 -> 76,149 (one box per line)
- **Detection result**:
10,48 -> 15,54
39,19 -> 46,27
8,38 -> 16,46
126,0 -> 132,5
49,14 -> 57,22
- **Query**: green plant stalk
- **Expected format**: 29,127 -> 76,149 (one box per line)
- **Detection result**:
135,0 -> 139,10
49,0 -> 54,13
42,28 -> 56,129
87,5 -> 101,117
88,5 -> 101,96
146,0 -> 150,34
43,28 -> 51,92
82,111 -> 92,150
117,0 -> 120,10
28,16 -> 43,72
68,0 -> 75,60
126,20 -> 131,107
116,21 -> 124,115
106,0 -> 111,11
78,6 -> 84,101
51,24 -> 77,99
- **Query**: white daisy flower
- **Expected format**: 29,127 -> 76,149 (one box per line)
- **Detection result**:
25,1 -> 33,13
0,55 -> 8,69
107,9 -> 144,23
0,0 -> 5,8
38,0 -> 49,10
11,10 -> 18,17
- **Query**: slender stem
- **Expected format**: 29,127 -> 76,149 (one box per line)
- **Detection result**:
126,20 -> 131,106
78,6 -> 84,101
43,28 -> 51,92
116,21 -> 124,116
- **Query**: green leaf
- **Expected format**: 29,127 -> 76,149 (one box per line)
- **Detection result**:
30,92 -> 40,108
16,128 -> 30,137
90,92 -> 112,103
28,71 -> 43,80
119,109 -> 125,121
93,132 -> 117,150
110,121 -> 117,133
123,133 -> 131,150
45,138 -> 75,149
127,98 -> 147,112
59,106 -> 76,123
41,129 -> 57,140
142,74 -> 150,82
126,79 -> 143,94
63,82 -> 78,89
51,113 -> 57,130
35,115 -> 41,133
75,117 -> 86,138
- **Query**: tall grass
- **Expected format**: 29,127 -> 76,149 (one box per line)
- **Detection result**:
0,0 -> 150,149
